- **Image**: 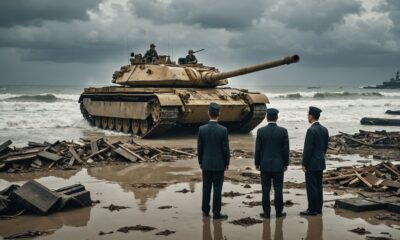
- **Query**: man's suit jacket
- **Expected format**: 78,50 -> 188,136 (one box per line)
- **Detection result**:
197,121 -> 230,171
302,122 -> 329,171
255,123 -> 290,172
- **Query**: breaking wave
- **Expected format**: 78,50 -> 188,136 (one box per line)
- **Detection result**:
270,91 -> 399,99
1,93 -> 77,102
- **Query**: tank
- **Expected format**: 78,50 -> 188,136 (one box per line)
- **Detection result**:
79,54 -> 299,138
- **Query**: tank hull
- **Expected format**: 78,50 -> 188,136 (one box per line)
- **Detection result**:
79,86 -> 268,138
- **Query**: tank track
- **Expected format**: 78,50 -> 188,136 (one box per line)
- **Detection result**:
142,106 -> 180,138
237,104 -> 267,133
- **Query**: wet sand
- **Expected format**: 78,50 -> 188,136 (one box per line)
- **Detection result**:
0,135 -> 399,240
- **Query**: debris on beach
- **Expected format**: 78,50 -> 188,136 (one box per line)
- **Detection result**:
158,205 -> 174,209
348,227 -> 371,235
328,130 -> 400,156
0,139 -> 196,173
361,117 -> 400,127
131,183 -> 168,188
155,230 -> 176,236
117,225 -> 156,233
99,231 -> 114,236
102,204 -> 130,212
229,217 -> 263,227
242,201 -> 262,207
175,188 -> 190,194
4,230 -> 54,239
323,162 -> 400,192
0,180 -> 91,218
222,191 -> 245,198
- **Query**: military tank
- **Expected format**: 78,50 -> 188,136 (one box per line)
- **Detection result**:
79,53 -> 299,138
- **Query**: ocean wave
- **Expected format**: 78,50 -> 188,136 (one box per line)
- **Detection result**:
269,91 -> 399,99
1,93 -> 77,102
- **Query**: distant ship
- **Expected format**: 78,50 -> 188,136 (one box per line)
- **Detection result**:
363,71 -> 400,89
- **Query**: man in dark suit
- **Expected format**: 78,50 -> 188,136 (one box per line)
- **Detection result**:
198,102 -> 230,219
255,108 -> 290,219
300,106 -> 329,216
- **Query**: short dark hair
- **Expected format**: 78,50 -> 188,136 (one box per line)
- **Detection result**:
267,115 -> 278,121
309,113 -> 320,120
209,109 -> 219,118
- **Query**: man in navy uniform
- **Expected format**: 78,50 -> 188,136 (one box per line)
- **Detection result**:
300,106 -> 329,216
255,108 -> 289,218
197,102 -> 230,219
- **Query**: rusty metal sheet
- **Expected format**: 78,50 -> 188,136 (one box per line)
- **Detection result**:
155,94 -> 183,106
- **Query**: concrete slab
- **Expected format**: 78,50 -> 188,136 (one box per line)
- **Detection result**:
335,198 -> 387,212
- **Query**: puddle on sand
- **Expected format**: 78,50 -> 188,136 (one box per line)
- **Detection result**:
0,164 -> 399,240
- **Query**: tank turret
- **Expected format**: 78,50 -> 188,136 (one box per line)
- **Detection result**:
112,55 -> 299,87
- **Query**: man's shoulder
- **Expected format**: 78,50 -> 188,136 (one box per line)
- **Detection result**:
276,125 -> 287,132
216,123 -> 227,131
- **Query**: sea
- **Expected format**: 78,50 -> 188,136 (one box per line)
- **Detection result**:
1,85 -> 399,149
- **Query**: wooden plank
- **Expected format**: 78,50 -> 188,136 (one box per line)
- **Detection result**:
90,141 -> 99,154
353,171 -> 373,188
113,147 -> 138,162
339,132 -> 371,147
84,147 -> 109,160
323,174 -> 356,182
0,140 -> 12,153
37,151 -> 63,162
68,157 -> 75,166
119,144 -> 146,162
382,163 -> 400,177
162,146 -> 196,157
361,117 -> 400,126
4,153 -> 37,164
103,139 -> 116,150
68,147 -> 83,163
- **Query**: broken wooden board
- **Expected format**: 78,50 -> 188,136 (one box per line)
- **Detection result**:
113,148 -> 138,162
119,144 -> 146,162
3,153 -> 38,164
90,141 -> 99,154
68,147 -> 83,163
37,151 -> 63,162
360,117 -> 400,127
0,140 -> 12,154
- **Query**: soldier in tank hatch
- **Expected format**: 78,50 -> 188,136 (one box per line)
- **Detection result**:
300,106 -> 329,216
144,43 -> 159,63
186,49 -> 198,64
197,102 -> 230,219
255,108 -> 289,219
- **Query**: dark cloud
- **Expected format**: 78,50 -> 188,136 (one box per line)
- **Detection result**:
0,0 -> 99,27
270,0 -> 363,33
130,0 -> 267,30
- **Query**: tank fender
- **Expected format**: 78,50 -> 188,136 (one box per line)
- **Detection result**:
245,93 -> 269,104
155,94 -> 184,106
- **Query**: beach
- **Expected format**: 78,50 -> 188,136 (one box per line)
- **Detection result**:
0,85 -> 400,240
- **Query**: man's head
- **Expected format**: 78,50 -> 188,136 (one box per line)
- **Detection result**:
266,108 -> 279,122
208,102 -> 220,120
150,43 -> 156,49
308,106 -> 321,123
188,49 -> 194,55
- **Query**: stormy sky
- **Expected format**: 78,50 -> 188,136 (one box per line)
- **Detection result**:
0,0 -> 399,87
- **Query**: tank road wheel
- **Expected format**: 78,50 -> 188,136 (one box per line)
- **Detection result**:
108,118 -> 115,130
122,119 -> 131,134
101,117 -> 108,129
115,118 -> 123,132
140,119 -> 149,135
150,100 -> 161,123
94,117 -> 102,128
131,119 -> 140,135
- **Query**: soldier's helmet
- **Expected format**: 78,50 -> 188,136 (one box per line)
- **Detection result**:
150,43 -> 156,48
189,49 -> 194,54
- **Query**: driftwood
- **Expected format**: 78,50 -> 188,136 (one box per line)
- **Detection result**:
360,117 -> 400,126
385,110 -> 400,115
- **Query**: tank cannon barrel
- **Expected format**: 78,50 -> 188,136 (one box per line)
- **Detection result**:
202,55 -> 300,83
